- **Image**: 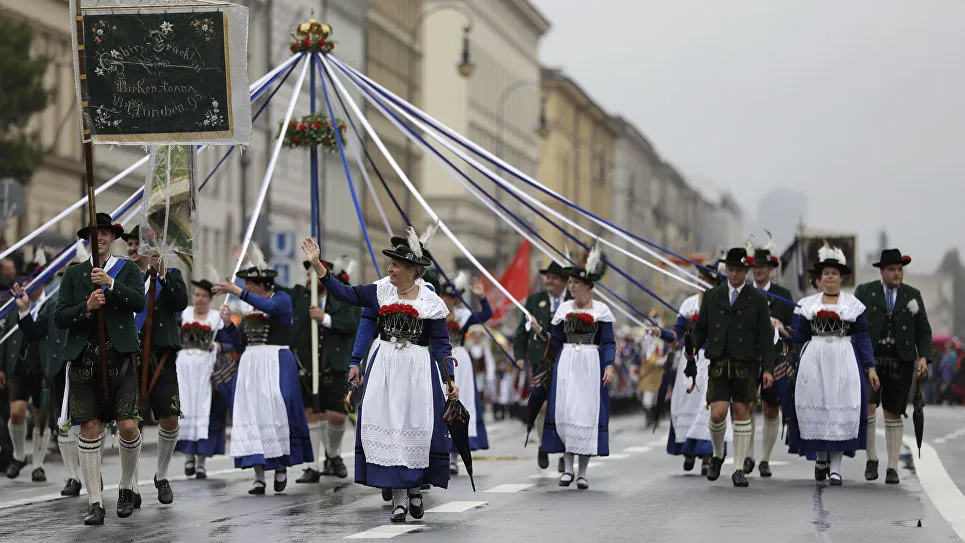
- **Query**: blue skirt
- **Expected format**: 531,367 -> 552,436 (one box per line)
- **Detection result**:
234,349 -> 314,470
785,356 -> 868,459
355,345 -> 450,489
541,351 -> 611,457
666,424 -> 715,457
177,386 -> 229,457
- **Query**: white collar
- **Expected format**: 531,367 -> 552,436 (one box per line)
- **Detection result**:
729,283 -> 744,294
755,281 -> 771,291
91,254 -> 119,269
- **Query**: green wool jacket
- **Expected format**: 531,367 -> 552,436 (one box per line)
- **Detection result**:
0,310 -> 29,376
139,268 -> 190,349
764,283 -> 795,327
284,284 -> 362,374
513,290 -> 571,367
692,283 -> 776,372
18,299 -> 70,378
854,280 -> 933,362
54,257 -> 146,360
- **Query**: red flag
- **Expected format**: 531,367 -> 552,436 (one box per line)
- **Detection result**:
486,240 -> 531,323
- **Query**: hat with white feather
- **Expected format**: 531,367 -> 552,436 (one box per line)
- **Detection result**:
810,240 -> 851,276
563,239 -> 605,283
752,230 -> 781,268
440,270 -> 471,298
382,224 -> 435,268
236,242 -> 278,280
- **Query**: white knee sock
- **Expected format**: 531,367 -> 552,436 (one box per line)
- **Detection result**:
326,422 -> 345,458
732,420 -> 753,471
885,419 -> 904,471
196,455 -> 206,468
308,422 -> 323,469
9,421 -> 26,462
563,452 -> 575,474
59,429 -> 80,481
866,415 -> 879,461
156,425 -> 179,480
33,429 -> 48,468
746,416 -> 756,461
392,488 -> 408,509
576,455 -> 590,478
709,420 -> 727,458
78,434 -> 103,505
761,417 -> 780,462
829,451 -> 843,474
118,433 -> 142,491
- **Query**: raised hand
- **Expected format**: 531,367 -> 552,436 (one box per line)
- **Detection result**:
12,283 -> 29,312
301,238 -> 321,265
212,281 -> 241,297
470,277 -> 485,297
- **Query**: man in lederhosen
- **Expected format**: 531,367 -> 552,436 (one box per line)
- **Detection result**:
742,243 -> 794,478
124,225 -> 189,505
54,213 -> 146,524
854,249 -> 931,484
691,247 -> 775,488
293,257 -> 362,483
513,261 -> 570,472
2,260 -> 51,483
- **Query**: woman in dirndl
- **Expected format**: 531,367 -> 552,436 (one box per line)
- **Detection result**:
659,259 -> 729,476
175,279 -> 239,479
439,272 -> 493,475
785,243 -> 880,485
302,230 -> 458,524
212,266 -> 313,494
535,243 -> 616,490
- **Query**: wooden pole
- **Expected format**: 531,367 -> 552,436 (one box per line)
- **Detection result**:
74,5 -> 111,408
140,271 -> 158,401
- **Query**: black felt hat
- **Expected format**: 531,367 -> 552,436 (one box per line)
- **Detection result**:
121,225 -> 140,243
539,261 -> 567,277
236,267 -> 278,280
382,245 -> 431,268
77,212 -> 124,240
753,249 -> 780,268
722,247 -> 752,269
191,280 -> 214,295
810,243 -> 852,276
873,248 -> 912,268
389,235 -> 433,262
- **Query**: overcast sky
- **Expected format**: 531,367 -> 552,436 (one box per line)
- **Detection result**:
532,0 -> 965,270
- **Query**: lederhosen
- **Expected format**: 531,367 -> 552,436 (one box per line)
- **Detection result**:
8,337 -> 43,408
869,310 -> 914,414
139,281 -> 182,420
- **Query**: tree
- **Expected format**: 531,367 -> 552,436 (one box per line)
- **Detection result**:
0,11 -> 51,183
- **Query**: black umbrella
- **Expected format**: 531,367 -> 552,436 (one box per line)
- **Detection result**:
440,356 -> 476,491
913,373 -> 925,458
524,359 -> 552,446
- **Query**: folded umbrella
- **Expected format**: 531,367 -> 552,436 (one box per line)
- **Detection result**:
913,373 -> 925,458
524,359 -> 552,446
440,356 -> 476,491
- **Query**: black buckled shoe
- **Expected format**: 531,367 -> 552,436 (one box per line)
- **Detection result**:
559,472 -> 574,487
330,456 -> 348,479
390,505 -> 408,523
61,478 -> 82,497
5,459 -> 26,479
706,456 -> 724,481
184,459 -> 196,477
319,457 -> 334,476
815,463 -> 829,481
758,461 -> 772,478
732,470 -> 749,488
117,489 -> 136,518
31,467 -> 47,482
195,466 -> 207,480
408,490 -> 424,519
296,467 -> 322,484
155,476 -> 173,504
742,457 -> 755,475
84,502 -> 106,525
683,456 -> 696,472
274,469 -> 288,493
248,481 -> 266,495
885,468 -> 900,485
576,477 -> 589,490
829,473 -> 843,486
537,450 -> 549,470
865,459 -> 879,481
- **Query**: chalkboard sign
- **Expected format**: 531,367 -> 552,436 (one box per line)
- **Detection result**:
82,11 -> 233,142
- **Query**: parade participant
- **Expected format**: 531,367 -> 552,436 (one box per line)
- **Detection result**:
513,260 -> 570,472
439,272 -> 493,475
124,226 -> 189,505
291,256 -> 361,483
744,236 -> 795,478
15,274 -> 74,494
854,249 -> 931,484
3,262 -> 50,482
346,232 -> 439,499
657,258 -> 726,476
466,324 -> 498,418
54,213 -> 145,524
690,246 -> 775,488
212,261 -> 314,495
302,230 -> 457,524
175,279 -> 238,479
784,243 -> 879,485
530,243 -> 615,490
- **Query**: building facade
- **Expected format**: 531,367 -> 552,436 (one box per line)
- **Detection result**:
536,67 -> 616,268
2,0 -> 369,289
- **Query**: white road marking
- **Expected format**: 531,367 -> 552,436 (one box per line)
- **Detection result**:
426,501 -> 487,513
528,472 -> 565,480
599,453 -> 630,460
903,435 -> 965,542
483,483 -> 533,493
345,525 -> 423,539
623,446 -> 652,453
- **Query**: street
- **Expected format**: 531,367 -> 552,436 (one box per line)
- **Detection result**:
1,408 -> 964,542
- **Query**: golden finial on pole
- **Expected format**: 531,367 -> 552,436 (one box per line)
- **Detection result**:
290,16 -> 335,54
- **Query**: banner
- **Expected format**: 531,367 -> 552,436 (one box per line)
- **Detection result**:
779,234 -> 858,298
139,145 -> 197,269
486,240 -> 532,323
70,0 -> 251,145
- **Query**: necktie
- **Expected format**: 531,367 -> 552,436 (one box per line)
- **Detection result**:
886,288 -> 894,312
551,296 -> 559,312
730,289 -> 738,307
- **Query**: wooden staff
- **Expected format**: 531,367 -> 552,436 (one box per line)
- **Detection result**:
140,270 -> 158,402
74,5 -> 111,407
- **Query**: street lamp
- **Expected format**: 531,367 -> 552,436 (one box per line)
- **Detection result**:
457,25 -> 475,78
